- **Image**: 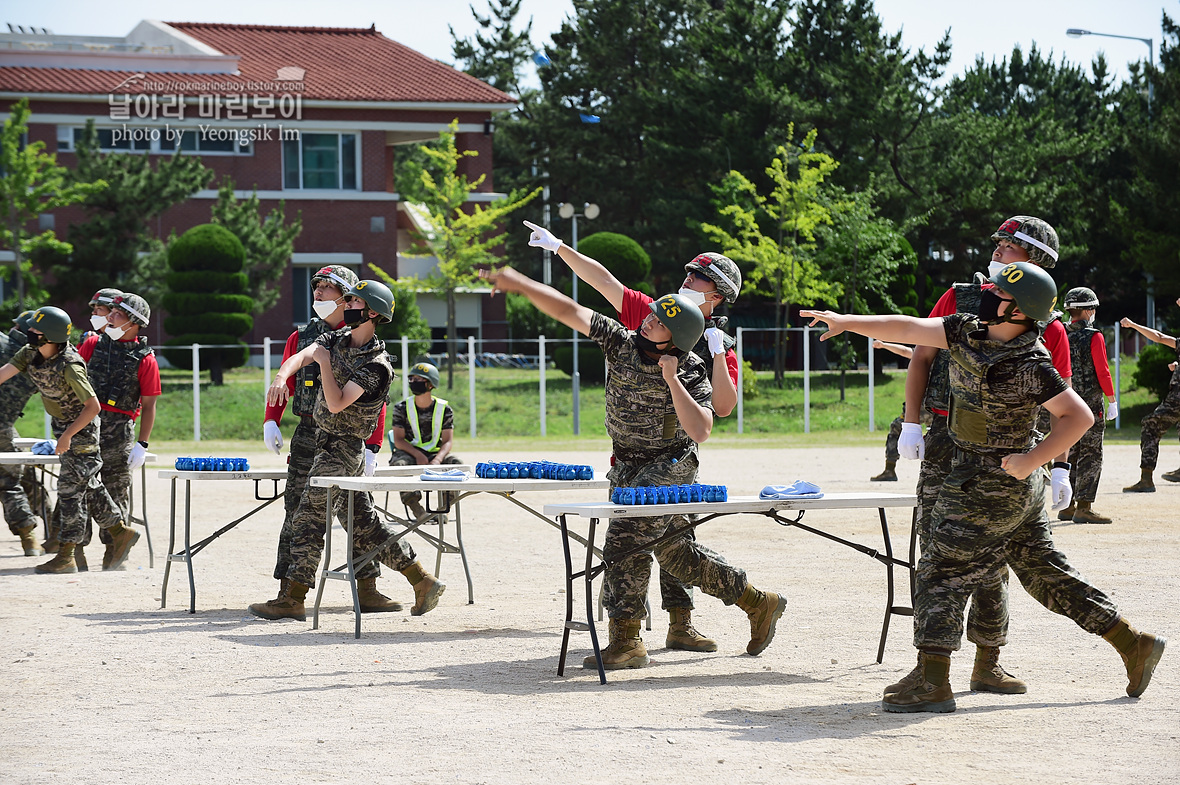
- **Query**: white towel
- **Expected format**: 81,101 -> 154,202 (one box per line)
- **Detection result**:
759,481 -> 823,500
421,468 -> 471,482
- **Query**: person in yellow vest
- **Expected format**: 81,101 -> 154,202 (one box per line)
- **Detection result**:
388,362 -> 462,518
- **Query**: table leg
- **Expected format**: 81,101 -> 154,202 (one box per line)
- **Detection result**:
184,480 -> 196,613
347,490 -> 361,640
452,498 -> 474,604
136,462 -> 154,569
161,477 -> 177,609
313,485 -> 331,631
584,517 -> 605,684
876,506 -> 916,664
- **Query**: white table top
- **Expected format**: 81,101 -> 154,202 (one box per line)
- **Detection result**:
158,464 -> 474,482
543,491 -> 916,518
0,450 -> 158,465
310,474 -> 609,493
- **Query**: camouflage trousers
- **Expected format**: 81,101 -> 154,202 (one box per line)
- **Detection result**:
883,403 -> 932,462
275,417 -> 378,581
917,414 -> 1010,647
1069,407 -> 1106,503
286,430 -> 416,588
54,418 -> 122,544
604,454 -> 747,619
0,423 -> 39,534
915,459 -> 1120,651
1138,380 -> 1180,470
92,412 -> 134,547
388,449 -> 462,508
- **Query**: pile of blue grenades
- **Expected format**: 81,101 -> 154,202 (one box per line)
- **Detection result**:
611,483 -> 728,505
174,457 -> 250,472
475,461 -> 594,480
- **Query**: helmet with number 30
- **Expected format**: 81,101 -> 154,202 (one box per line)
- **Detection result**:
648,293 -> 706,352
987,262 -> 1058,322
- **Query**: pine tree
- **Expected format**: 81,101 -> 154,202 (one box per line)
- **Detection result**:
210,177 -> 302,314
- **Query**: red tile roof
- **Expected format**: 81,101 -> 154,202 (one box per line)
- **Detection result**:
0,22 -> 515,105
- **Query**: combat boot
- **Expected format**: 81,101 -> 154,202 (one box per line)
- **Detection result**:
736,584 -> 787,656
884,652 -> 925,696
1056,502 -> 1076,521
871,460 -> 898,482
41,537 -> 59,554
1123,469 -> 1155,493
1072,501 -> 1112,525
16,524 -> 41,556
666,608 -> 718,652
969,645 -> 1027,694
1103,617 -> 1167,697
104,523 -> 139,571
1160,467 -> 1180,483
406,499 -> 429,522
74,543 -> 88,572
583,618 -> 650,670
35,543 -> 77,574
357,577 -> 403,613
401,561 -> 446,616
882,651 -> 956,713
248,578 -> 309,621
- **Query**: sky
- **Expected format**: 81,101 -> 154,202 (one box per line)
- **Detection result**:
5,0 -> 1172,87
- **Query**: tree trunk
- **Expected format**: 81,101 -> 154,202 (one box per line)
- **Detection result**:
446,287 -> 457,390
7,212 -> 24,309
774,273 -> 785,388
210,351 -> 224,386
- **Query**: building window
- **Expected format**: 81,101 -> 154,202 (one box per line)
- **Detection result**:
56,126 -> 252,155
282,133 -> 358,190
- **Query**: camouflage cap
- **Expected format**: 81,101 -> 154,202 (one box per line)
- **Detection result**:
684,253 -> 742,303
991,216 -> 1060,268
89,287 -> 124,308
1063,286 -> 1099,309
311,265 -> 359,293
112,292 -> 151,327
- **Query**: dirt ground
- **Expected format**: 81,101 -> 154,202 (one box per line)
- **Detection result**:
1,442 -> 1177,784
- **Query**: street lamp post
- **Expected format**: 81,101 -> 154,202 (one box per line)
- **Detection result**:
1066,27 -> 1156,327
558,201 -> 599,435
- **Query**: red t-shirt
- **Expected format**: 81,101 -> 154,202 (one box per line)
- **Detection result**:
617,287 -> 740,387
927,285 -> 1072,378
77,334 -> 162,419
1069,320 -> 1115,398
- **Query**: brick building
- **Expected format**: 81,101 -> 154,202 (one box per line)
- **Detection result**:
0,20 -> 514,355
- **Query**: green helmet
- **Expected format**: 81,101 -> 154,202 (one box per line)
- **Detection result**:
988,262 -> 1058,322
408,361 -> 440,388
991,215 -> 1059,268
311,264 -> 359,294
684,252 -> 742,304
30,306 -> 73,343
1063,286 -> 1099,309
344,279 -> 395,324
648,292 -> 706,353
88,287 -> 124,309
112,292 -> 151,327
13,310 -> 35,331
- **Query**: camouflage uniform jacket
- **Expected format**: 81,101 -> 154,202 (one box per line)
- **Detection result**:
0,329 -> 37,423
87,334 -> 153,414
312,328 -> 393,440
1170,342 -> 1180,391
1065,320 -> 1105,414
944,313 -> 1068,458
292,319 -> 333,417
925,281 -> 984,413
589,312 -> 713,464
14,343 -> 91,422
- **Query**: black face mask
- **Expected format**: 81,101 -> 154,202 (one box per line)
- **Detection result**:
29,332 -> 49,347
342,308 -> 370,326
409,380 -> 430,396
632,332 -> 680,357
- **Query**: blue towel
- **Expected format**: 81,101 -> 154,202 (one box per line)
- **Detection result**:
759,481 -> 823,500
421,468 -> 470,482
32,440 -> 56,455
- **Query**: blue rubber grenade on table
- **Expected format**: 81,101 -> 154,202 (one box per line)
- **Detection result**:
759,481 -> 823,500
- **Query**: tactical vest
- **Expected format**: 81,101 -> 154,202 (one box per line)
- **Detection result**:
924,282 -> 984,413
22,343 -> 89,423
946,317 -> 1050,454
88,334 -> 153,414
292,319 -> 332,417
0,329 -> 37,422
1172,342 -> 1180,390
404,397 -> 449,452
1066,321 -> 1105,413
312,330 -> 393,439
694,315 -> 737,360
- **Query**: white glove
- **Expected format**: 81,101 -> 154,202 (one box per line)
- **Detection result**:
899,422 -> 925,460
1050,467 -> 1073,512
704,327 -> 726,357
522,220 -> 562,252
127,442 -> 148,471
1106,401 -> 1119,420
364,449 -> 377,477
263,420 -> 283,455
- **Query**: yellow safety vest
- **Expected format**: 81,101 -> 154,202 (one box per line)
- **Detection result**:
405,397 -> 449,452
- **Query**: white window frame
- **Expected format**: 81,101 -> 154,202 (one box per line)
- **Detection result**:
281,131 -> 361,191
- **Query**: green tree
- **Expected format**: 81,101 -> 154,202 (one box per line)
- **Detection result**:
210,177 -> 302,314
161,224 -> 254,385
367,263 -> 433,364
570,230 -> 651,314
399,120 -> 540,389
702,126 -> 841,386
451,0 -> 535,97
0,98 -> 104,309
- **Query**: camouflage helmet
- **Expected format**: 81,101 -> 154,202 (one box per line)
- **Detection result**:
408,361 -> 440,388
988,262 -> 1058,323
111,292 -> 151,327
311,265 -> 359,294
344,279 -> 395,324
684,252 -> 742,304
648,292 -> 706,352
89,287 -> 124,309
991,215 -> 1059,268
30,306 -> 73,343
12,310 -> 35,331
1063,286 -> 1099,309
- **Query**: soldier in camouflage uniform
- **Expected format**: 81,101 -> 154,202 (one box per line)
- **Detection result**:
250,280 -> 445,621
803,261 -> 1166,713
896,216 -> 1074,695
869,341 -> 934,481
0,311 -> 45,555
1120,299 -> 1180,492
260,265 -> 398,613
0,306 -> 137,574
1055,288 -> 1118,523
530,216 -> 744,654
484,258 -> 786,671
